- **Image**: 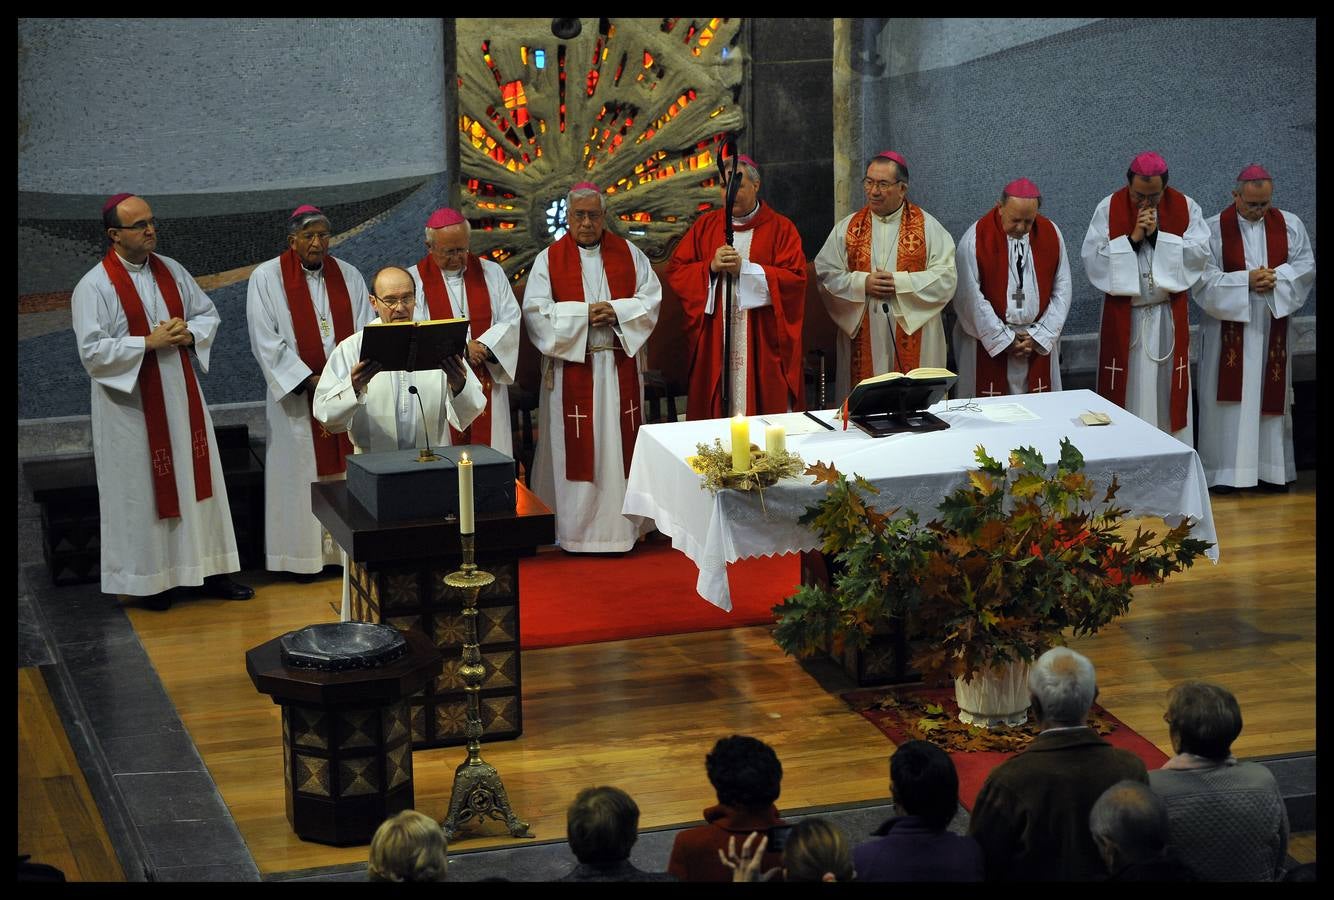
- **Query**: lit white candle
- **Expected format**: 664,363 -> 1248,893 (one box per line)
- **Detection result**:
731,415 -> 751,473
458,452 -> 474,534
765,424 -> 786,456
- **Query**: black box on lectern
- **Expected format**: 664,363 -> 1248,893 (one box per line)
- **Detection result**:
847,370 -> 957,438
345,445 -> 515,523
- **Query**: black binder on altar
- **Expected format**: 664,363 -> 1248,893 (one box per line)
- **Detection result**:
846,368 -> 957,438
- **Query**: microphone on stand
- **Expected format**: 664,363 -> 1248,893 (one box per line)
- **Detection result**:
407,385 -> 441,462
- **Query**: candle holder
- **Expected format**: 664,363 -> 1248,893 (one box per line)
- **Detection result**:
440,533 -> 531,841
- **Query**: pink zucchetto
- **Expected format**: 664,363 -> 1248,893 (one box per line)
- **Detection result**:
102,192 -> 136,214
875,150 -> 909,170
570,181 -> 600,193
1129,152 -> 1169,177
1003,178 -> 1041,199
426,207 -> 466,229
290,204 -> 323,219
1237,163 -> 1273,182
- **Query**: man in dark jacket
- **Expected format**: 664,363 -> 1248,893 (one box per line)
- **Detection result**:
558,786 -> 675,882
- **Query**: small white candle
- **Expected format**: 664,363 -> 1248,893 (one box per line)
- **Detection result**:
730,416 -> 751,473
458,452 -> 474,534
765,424 -> 786,456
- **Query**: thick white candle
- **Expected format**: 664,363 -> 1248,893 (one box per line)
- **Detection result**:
730,416 -> 751,473
765,424 -> 786,456
458,452 -> 475,534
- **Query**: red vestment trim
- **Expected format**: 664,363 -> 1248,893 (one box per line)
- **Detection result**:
973,207 -> 1058,396
1217,206 -> 1289,415
417,254 -> 498,445
845,203 -> 927,386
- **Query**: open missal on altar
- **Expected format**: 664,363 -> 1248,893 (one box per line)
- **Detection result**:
845,367 -> 957,437
359,317 -> 469,372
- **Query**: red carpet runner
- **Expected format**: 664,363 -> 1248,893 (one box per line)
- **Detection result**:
519,541 -> 797,649
844,686 -> 1169,810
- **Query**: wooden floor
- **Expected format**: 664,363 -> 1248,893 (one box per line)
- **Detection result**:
17,667 -> 125,882
120,472 -> 1316,876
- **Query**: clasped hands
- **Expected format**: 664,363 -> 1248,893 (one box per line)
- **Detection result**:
146,317 -> 193,351
1248,267 -> 1278,292
1008,332 -> 1039,359
1130,206 -> 1159,243
710,244 -> 743,277
588,301 -> 618,328
865,269 -> 896,301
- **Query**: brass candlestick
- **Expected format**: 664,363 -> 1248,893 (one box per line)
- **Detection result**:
440,533 -> 530,841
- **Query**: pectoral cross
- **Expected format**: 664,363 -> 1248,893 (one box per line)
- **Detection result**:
1104,358 -> 1123,391
1176,356 -> 1188,390
567,405 -> 589,439
319,316 -> 331,338
1012,245 -> 1025,303
153,448 -> 172,477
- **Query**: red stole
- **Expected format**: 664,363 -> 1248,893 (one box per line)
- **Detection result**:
845,203 -> 928,385
101,251 -> 213,520
1098,186 -> 1191,432
280,249 -> 357,475
973,208 -> 1057,396
1216,205 -> 1289,415
415,254 -> 497,445
547,231 -> 641,481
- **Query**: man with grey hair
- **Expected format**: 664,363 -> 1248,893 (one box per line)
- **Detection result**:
522,181 -> 662,553
968,646 -> 1149,880
409,207 -> 521,456
1089,780 -> 1197,880
247,205 -> 373,580
1194,164 -> 1315,493
1149,681 -> 1288,881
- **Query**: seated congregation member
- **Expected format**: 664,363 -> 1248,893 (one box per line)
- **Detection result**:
368,810 -> 448,882
557,786 -> 676,882
719,817 -> 855,882
1149,681 -> 1289,881
667,735 -> 787,881
968,647 -> 1149,880
853,740 -> 983,881
1089,780 -> 1197,881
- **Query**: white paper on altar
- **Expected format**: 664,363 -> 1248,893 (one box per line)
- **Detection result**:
976,402 -> 1040,423
623,389 -> 1220,610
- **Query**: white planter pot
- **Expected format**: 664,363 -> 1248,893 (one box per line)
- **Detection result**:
954,659 -> 1031,728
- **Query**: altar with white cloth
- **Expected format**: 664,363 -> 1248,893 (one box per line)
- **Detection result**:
623,389 -> 1219,611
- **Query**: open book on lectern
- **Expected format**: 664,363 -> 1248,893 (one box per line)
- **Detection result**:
845,367 -> 957,437
359,317 -> 469,372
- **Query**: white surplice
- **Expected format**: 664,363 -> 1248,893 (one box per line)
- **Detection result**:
72,253 -> 239,596
246,255 -> 373,574
814,203 -> 958,401
408,256 -> 521,456
522,239 -> 662,552
952,219 -> 1073,397
1081,192 -> 1211,443
1194,209 -> 1314,487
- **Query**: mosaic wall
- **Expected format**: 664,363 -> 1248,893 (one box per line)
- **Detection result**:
857,17 -> 1318,336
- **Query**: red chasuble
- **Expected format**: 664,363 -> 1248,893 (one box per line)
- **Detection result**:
1216,205 -> 1289,415
973,207 -> 1058,396
1097,186 -> 1191,433
546,231 -> 642,481
102,251 -> 213,520
415,253 -> 497,445
845,203 -> 928,385
665,203 -> 807,420
279,249 -> 357,475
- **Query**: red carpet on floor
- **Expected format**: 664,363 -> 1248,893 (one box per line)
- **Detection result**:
519,542 -> 798,649
844,687 -> 1169,810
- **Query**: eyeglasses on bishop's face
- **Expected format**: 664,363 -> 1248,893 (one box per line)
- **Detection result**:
114,218 -> 159,231
863,178 -> 903,193
373,294 -> 415,310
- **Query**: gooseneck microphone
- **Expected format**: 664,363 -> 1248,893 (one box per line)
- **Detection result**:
407,385 -> 441,462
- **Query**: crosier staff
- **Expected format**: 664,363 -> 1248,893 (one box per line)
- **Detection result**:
716,135 -> 742,418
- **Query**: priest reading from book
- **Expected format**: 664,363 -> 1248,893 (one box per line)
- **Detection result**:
408,207 -> 522,455
1194,164 -> 1315,492
1081,151 -> 1211,443
815,150 -> 958,402
522,181 -> 663,553
664,153 -> 808,419
313,266 -> 486,455
246,204 -> 374,580
952,178 -> 1073,399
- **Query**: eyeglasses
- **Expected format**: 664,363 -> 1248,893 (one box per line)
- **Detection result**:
297,231 -> 332,243
863,178 -> 902,193
113,218 -> 158,231
373,294 -> 415,309
1129,190 -> 1162,205
435,247 -> 469,257
569,210 -> 604,222
1239,200 -> 1271,213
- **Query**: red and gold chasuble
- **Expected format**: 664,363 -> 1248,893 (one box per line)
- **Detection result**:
1216,205 -> 1289,416
279,249 -> 357,475
973,207 -> 1058,396
547,231 -> 641,482
415,253 -> 497,445
1097,186 -> 1191,433
845,202 -> 928,384
101,251 -> 213,520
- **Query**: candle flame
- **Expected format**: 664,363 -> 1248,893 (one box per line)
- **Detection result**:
460,452 -> 471,463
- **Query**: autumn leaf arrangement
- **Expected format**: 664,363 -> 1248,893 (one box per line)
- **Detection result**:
772,438 -> 1212,685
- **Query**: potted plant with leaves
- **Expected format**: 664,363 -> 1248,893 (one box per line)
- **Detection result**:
773,438 -> 1212,726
